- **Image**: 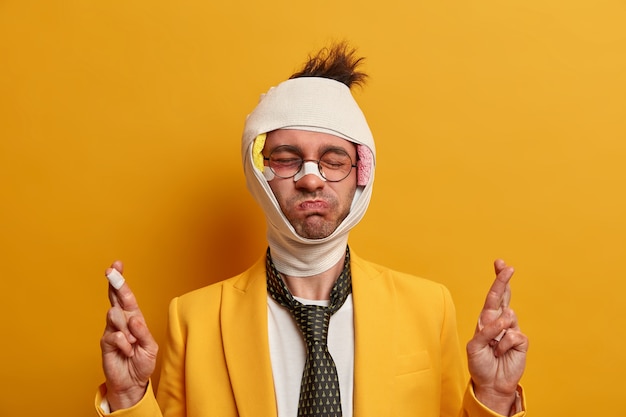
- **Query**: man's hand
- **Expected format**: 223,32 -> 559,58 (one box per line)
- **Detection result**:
100,261 -> 159,411
466,259 -> 528,415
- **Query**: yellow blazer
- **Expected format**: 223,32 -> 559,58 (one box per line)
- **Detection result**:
96,252 -> 524,417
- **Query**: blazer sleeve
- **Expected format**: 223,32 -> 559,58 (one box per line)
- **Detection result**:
462,383 -> 526,417
94,380 -> 162,417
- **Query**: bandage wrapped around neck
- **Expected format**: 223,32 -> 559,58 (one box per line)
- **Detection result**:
242,77 -> 376,277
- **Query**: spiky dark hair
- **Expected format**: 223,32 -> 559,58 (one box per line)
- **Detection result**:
289,42 -> 368,89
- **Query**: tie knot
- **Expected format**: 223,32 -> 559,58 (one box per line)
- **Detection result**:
293,304 -> 331,345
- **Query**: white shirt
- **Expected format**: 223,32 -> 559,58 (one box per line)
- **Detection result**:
267,294 -> 355,417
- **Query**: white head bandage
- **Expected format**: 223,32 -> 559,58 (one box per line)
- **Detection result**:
242,77 -> 376,276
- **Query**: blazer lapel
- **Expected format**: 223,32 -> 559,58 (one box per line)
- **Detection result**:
351,254 -> 396,417
220,258 -> 277,417
218,253 -> 398,417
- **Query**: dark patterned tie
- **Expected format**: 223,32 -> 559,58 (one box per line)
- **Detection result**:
266,247 -> 352,417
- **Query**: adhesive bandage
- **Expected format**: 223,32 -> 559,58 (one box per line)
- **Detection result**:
292,161 -> 326,182
106,269 -> 125,290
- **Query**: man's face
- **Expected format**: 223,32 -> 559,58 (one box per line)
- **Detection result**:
263,129 -> 358,239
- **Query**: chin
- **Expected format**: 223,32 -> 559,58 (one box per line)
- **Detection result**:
294,222 -> 339,240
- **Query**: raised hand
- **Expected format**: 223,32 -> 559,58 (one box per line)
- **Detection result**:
100,261 -> 159,411
466,259 -> 528,415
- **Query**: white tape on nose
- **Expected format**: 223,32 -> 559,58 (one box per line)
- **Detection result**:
293,161 -> 326,182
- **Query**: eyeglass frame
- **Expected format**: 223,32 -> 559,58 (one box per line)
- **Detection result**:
263,146 -> 358,182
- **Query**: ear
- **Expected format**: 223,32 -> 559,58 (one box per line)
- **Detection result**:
356,145 -> 372,186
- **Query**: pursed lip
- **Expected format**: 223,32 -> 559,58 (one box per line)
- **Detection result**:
298,199 -> 329,211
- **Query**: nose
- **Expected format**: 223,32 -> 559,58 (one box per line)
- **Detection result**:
294,161 -> 326,190
293,161 -> 326,182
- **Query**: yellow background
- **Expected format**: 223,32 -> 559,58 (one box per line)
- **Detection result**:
1,0 -> 625,415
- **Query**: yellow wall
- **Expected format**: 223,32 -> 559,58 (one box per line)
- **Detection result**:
1,1 -> 625,415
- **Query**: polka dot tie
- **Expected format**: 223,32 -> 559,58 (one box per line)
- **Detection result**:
266,247 -> 352,417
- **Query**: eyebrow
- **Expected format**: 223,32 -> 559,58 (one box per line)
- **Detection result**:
267,145 -> 302,155
319,145 -> 351,154
267,143 -> 357,159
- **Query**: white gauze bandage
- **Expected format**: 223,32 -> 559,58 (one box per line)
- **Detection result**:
106,269 -> 125,290
242,77 -> 376,276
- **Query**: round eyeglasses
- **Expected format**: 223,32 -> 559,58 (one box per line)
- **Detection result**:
264,146 -> 357,182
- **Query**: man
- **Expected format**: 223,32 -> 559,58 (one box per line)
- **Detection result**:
97,43 -> 528,417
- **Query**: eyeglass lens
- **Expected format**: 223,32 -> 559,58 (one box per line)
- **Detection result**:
267,147 -> 355,182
